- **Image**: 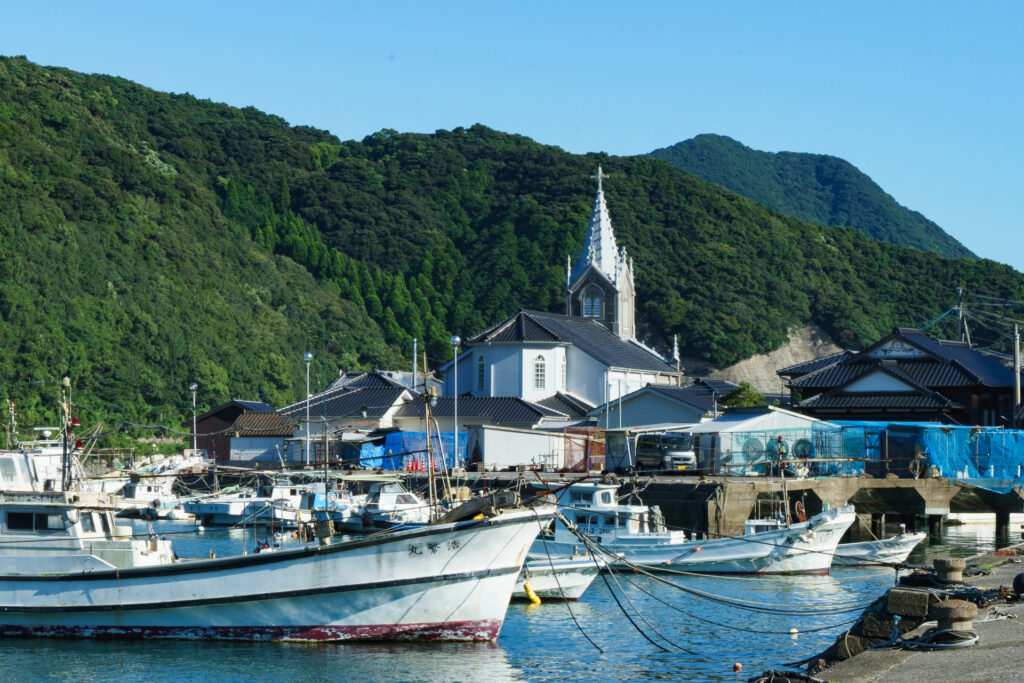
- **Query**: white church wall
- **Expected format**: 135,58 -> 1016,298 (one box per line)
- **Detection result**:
566,347 -> 607,406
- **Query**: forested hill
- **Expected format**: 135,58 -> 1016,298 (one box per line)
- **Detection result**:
1,57 -> 1021,429
648,134 -> 975,260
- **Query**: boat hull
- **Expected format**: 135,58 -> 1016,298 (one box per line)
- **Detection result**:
0,509 -> 549,642
513,556 -> 603,601
832,532 -> 927,566
543,506 -> 856,574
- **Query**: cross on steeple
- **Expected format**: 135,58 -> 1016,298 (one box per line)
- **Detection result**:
591,166 -> 609,193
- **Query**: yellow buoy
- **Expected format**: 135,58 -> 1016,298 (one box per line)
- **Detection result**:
523,582 -> 542,605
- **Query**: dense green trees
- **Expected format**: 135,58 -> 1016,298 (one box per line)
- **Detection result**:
649,134 -> 976,260
1,56 -> 1022,433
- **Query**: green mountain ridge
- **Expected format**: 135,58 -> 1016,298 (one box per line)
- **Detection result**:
1,57 -> 1020,431
648,133 -> 975,260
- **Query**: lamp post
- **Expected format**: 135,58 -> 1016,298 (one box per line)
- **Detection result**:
189,382 -> 198,457
451,335 -> 460,468
304,352 -> 313,466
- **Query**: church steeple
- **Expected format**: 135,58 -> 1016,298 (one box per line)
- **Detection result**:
570,166 -> 621,285
565,166 -> 637,340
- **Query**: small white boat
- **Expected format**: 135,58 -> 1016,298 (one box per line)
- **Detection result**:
345,481 -> 431,531
832,527 -> 926,566
539,481 -> 855,574
183,480 -> 317,528
513,552 -> 605,601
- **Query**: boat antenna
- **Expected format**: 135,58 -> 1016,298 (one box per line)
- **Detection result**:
5,399 -> 14,449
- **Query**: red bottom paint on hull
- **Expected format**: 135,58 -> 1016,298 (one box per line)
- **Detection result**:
0,619 -> 504,642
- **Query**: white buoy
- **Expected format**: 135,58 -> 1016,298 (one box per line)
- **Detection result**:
789,628 -> 799,637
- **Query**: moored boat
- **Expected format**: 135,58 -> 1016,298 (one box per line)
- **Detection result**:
513,552 -> 605,601
538,481 -> 855,574
0,494 -> 551,641
832,526 -> 927,566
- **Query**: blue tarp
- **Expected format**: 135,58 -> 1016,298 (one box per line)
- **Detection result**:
835,421 -> 1024,494
358,431 -> 467,471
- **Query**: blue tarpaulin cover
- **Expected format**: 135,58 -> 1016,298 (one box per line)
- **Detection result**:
358,431 -> 467,470
835,421 -> 1024,494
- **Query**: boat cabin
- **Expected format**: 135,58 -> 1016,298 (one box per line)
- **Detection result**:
545,481 -> 672,541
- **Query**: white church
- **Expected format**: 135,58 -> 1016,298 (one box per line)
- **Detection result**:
442,167 -> 683,413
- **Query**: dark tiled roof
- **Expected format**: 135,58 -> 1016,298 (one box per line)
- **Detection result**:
777,351 -> 855,377
279,387 -> 408,420
800,392 -> 954,409
536,392 -> 595,419
468,312 -> 561,343
681,378 -> 740,398
395,396 -> 566,425
233,400 -> 275,412
862,328 -> 1018,387
326,371 -> 409,392
790,363 -> 863,389
892,360 -> 976,387
467,310 -> 678,374
231,411 -> 293,437
791,327 -> 1018,391
646,385 -> 716,413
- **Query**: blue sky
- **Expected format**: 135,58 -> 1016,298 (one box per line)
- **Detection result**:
3,1 -> 1021,274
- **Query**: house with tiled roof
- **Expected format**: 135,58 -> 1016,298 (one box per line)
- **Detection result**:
778,327 -> 1024,426
277,371 -> 416,463
190,400 -> 277,464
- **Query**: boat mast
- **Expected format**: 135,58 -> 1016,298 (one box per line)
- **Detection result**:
60,375 -> 72,491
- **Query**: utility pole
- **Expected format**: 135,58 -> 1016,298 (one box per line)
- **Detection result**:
1015,323 -> 1021,428
412,338 -> 418,392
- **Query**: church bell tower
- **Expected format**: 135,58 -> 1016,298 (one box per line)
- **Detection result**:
565,166 -> 636,340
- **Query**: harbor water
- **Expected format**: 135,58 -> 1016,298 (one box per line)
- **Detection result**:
0,519 -> 1016,682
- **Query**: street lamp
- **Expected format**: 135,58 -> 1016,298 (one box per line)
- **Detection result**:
189,382 -> 198,457
304,352 -> 313,466
451,335 -> 460,468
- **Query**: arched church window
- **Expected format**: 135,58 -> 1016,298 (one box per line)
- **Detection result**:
583,286 -> 603,318
534,355 -> 546,390
477,355 -> 485,392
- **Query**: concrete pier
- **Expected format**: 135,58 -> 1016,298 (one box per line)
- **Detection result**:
611,474 -> 1024,538
334,470 -> 1024,539
820,545 -> 1024,682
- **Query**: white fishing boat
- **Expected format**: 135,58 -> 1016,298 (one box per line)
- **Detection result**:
832,526 -> 927,566
339,481 -> 431,531
513,552 -> 605,601
0,489 -> 552,640
539,481 -> 855,574
183,480 -> 317,528
117,451 -> 210,514
0,448 -> 176,572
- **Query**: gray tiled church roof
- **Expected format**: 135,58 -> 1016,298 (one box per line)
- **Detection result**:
467,310 -> 678,374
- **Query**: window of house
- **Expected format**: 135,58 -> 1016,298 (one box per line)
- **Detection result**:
477,355 -> 485,391
534,355 -> 546,390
